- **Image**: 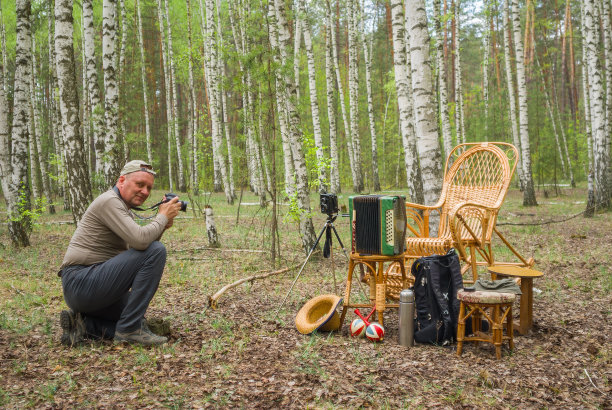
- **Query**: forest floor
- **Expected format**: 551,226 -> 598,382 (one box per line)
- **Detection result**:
0,187 -> 610,408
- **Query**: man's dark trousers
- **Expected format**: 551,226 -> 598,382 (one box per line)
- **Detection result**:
61,241 -> 166,339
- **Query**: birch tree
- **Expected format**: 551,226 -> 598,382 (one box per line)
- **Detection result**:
503,0 -> 523,186
0,39 -> 10,206
0,0 -> 7,92
583,0 -> 610,209
510,0 -> 537,205
56,0 -> 93,222
157,0 -> 174,191
164,0 -> 186,192
434,0 -> 452,156
390,0 -> 423,203
187,0 -> 198,192
347,1 -> 363,193
359,1 -> 381,191
406,0 -> 443,206
327,0 -> 359,193
8,0 -> 33,247
135,0 -> 153,164
324,6 -> 340,194
102,0 -> 121,186
203,0 -> 233,203
83,0 -> 105,175
453,0 -> 466,144
271,0 -> 317,252
301,2 -> 327,191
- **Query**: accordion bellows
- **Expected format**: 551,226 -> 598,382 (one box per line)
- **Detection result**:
349,195 -> 407,255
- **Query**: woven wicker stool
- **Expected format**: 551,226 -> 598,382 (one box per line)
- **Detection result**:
456,289 -> 515,359
339,253 -> 407,329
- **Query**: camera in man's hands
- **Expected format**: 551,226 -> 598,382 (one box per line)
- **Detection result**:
163,193 -> 188,212
320,192 -> 339,215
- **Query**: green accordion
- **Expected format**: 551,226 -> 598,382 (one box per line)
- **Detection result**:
348,195 -> 407,256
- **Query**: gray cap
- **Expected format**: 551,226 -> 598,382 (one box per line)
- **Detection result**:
119,160 -> 156,176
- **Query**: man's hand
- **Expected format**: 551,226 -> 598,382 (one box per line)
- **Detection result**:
158,196 -> 181,228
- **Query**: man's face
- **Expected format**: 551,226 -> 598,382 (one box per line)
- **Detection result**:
117,171 -> 155,208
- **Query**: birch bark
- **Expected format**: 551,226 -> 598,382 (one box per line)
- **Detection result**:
83,0 -> 105,175
136,0 -> 153,164
359,1 -> 381,191
102,0 -> 121,186
347,1 -> 363,192
272,0 -> 317,252
56,0 -> 93,222
503,0 -> 522,186
510,0 -> 537,205
8,0 -> 33,246
301,2 -> 327,191
453,0 -> 466,144
204,0 -> 232,203
584,0 -> 610,208
391,0 -> 423,202
324,8 -> 341,194
327,0 -> 358,192
0,0 -> 6,92
187,0 -> 198,192
0,44 -> 10,204
406,0 -> 443,206
434,0 -> 452,156
482,1 -> 491,141
164,0 -> 186,192
118,0 -> 128,162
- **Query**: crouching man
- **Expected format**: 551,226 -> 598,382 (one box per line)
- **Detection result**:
58,160 -> 182,346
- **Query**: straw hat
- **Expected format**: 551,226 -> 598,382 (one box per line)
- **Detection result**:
295,294 -> 343,335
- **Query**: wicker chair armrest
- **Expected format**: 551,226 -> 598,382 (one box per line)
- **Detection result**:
405,202 -> 443,237
448,202 -> 496,260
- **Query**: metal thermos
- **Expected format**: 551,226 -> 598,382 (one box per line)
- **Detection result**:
399,289 -> 415,347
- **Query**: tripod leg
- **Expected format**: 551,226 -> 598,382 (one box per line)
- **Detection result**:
330,224 -> 350,261
274,222 -> 328,320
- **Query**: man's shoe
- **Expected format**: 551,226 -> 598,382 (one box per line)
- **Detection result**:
60,310 -> 86,347
114,326 -> 168,346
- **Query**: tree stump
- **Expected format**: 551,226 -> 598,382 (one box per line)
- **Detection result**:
205,206 -> 220,247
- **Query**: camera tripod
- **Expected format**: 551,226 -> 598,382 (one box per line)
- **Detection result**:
274,213 -> 349,319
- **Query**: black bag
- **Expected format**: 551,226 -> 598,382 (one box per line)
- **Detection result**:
411,249 -> 463,345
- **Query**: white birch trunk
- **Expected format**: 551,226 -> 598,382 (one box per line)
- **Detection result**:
204,0 -> 232,203
503,0 -> 523,187
434,0 -> 452,156
391,0 -> 423,202
136,0 -> 153,164
56,0 -> 93,222
9,0 -> 33,246
327,0 -> 358,192
348,2 -> 363,193
83,0 -> 105,175
453,0 -> 466,145
118,0 -> 129,162
164,0 -> 186,192
510,0 -> 537,205
600,0 -> 612,193
102,0 -> 121,186
325,8 -> 341,194
584,0 -> 611,208
0,0 -> 6,93
293,3 -> 301,102
0,47 -> 11,204
272,0 -> 317,252
482,1 -> 491,141
187,0 -> 198,193
360,1 -> 381,191
582,4 -> 595,216
406,0 -> 443,207
301,3 -> 326,191
157,0 -> 174,192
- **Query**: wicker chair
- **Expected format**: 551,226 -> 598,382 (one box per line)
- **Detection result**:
386,142 -> 534,297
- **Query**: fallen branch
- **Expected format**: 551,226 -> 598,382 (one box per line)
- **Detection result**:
583,369 -> 607,396
208,265 -> 298,309
181,246 -> 266,253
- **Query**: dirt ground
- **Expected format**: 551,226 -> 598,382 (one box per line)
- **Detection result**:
0,189 -> 611,408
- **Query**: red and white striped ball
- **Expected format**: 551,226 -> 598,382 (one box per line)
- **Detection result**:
350,318 -> 366,337
365,322 -> 385,342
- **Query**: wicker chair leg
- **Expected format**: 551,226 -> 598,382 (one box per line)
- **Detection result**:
456,301 -> 466,356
